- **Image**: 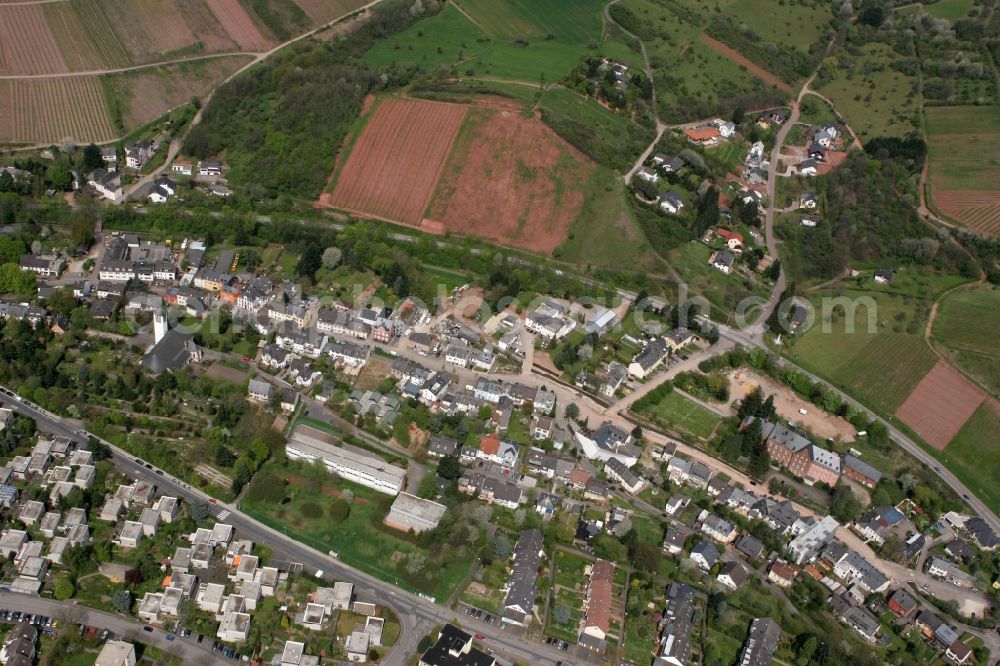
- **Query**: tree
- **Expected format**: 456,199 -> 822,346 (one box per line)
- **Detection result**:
191,502 -> 211,521
111,589 -> 132,613
321,246 -> 342,269
48,166 -> 73,191
830,484 -> 863,523
83,144 -> 103,171
297,245 -> 322,279
53,574 -> 75,600
566,403 -> 580,419
405,552 -> 426,575
437,455 -> 461,481
551,604 -> 571,624
70,215 -> 94,249
794,634 -> 818,666
492,534 -> 512,559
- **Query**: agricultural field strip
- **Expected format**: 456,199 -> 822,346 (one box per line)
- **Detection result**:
327,98 -> 469,225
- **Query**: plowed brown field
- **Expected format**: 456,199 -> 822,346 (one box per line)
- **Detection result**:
320,98 -> 469,226
896,360 -> 985,449
0,5 -> 67,75
0,77 -> 116,144
208,0 -> 272,50
425,102 -> 594,255
933,191 -> 1000,237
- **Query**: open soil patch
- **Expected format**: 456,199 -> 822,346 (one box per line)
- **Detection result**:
896,360 -> 985,449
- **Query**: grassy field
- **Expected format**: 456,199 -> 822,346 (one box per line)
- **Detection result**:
548,549 -> 589,642
932,284 -> 1000,395
923,0 -> 976,21
925,106 -> 1000,234
787,287 -> 940,414
365,0 -> 621,84
725,0 -> 831,52
668,242 -> 771,323
798,93 -> 839,127
558,166 -> 662,271
926,106 -> 1000,192
241,461 -> 471,599
944,401 -> 1000,514
816,43 -> 920,140
634,389 -> 722,441
620,0 -> 780,121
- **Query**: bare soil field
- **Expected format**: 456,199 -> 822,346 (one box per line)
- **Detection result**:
320,97 -> 469,226
44,2 -> 107,71
203,362 -> 250,384
932,191 -> 1000,236
425,102 -> 594,255
927,106 -> 1000,236
0,5 -> 67,75
699,33 -> 792,93
176,0 -> 243,53
126,0 -> 198,59
728,370 -> 856,442
108,55 -> 252,129
0,78 -> 116,145
208,0 -> 273,51
293,0 -> 366,24
896,360 -> 985,449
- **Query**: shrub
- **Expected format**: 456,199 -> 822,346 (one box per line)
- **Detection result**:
330,499 -> 351,522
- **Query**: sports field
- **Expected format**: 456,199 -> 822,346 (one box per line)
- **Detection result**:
633,390 -> 722,441
926,106 -> 1000,236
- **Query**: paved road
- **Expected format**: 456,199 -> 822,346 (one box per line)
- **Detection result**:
0,592 -> 226,665
0,389 -> 570,666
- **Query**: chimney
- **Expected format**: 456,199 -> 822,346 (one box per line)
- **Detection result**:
154,311 -> 167,344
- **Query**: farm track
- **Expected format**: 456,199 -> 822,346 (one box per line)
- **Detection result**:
0,51 -> 259,80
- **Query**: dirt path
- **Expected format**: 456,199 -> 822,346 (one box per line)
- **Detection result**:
0,52 -> 255,80
698,33 -> 792,93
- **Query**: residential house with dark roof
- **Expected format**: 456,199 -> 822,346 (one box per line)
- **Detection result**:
419,624 -> 495,666
654,583 -> 695,666
738,617 -> 781,666
502,529 -> 544,627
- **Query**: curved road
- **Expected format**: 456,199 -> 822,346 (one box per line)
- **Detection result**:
0,389 -> 570,666
0,592 -> 226,665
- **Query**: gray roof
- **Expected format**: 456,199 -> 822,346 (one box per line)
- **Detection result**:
503,529 -> 544,619
633,337 -> 668,371
739,617 -> 781,666
141,330 -> 196,375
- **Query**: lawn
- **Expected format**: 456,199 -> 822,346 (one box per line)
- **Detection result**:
633,389 -> 722,441
558,166 -> 662,271
366,0 -> 624,85
932,284 -> 1000,394
943,401 -> 1000,515
667,242 -> 771,324
241,461 -> 471,600
923,0 -> 976,21
787,288 -> 940,414
798,93 -> 840,127
539,86 -> 656,172
725,0 -> 831,52
814,42 -> 920,140
619,0 -> 788,121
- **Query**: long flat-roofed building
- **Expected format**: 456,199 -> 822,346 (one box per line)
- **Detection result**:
286,425 -> 406,495
384,492 -> 447,533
